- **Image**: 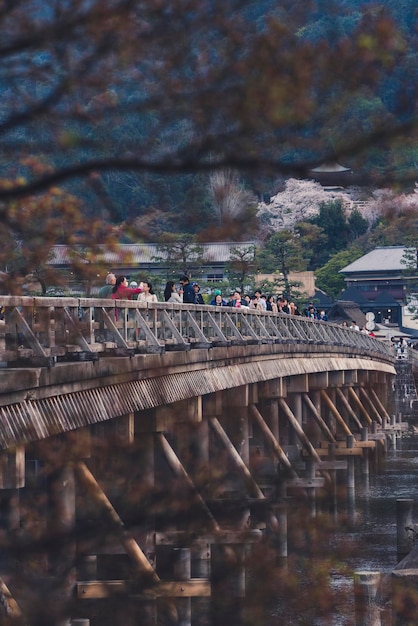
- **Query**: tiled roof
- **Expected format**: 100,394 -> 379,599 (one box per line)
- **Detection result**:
49,242 -> 255,266
340,246 -> 414,274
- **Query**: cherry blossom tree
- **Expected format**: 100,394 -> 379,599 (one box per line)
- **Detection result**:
257,179 -> 352,231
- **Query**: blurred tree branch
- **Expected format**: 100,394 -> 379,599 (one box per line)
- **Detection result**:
0,0 -> 415,204
0,0 -> 417,291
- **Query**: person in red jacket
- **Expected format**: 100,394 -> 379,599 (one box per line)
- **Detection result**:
111,276 -> 143,300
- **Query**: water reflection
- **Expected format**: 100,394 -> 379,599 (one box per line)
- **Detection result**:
329,434 -> 418,625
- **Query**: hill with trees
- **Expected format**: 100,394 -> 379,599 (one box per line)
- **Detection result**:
0,0 -> 418,293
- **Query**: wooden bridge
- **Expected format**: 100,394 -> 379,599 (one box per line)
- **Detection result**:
0,296 -> 402,625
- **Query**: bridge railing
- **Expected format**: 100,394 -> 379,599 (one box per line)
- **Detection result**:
0,296 -> 394,366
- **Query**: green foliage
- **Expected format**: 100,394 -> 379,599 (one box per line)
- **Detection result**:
306,200 -> 368,268
400,245 -> 418,317
152,234 -> 205,280
315,246 -> 363,299
308,200 -> 349,257
257,231 -> 308,274
224,245 -> 257,293
294,221 -> 328,270
256,231 -> 308,299
347,207 -> 369,240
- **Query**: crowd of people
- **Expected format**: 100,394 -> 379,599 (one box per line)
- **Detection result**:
97,273 -> 328,322
99,273 -> 316,313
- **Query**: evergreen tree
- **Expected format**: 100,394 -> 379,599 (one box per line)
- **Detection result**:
257,231 -> 308,298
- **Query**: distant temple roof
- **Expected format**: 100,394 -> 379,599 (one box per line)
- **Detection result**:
308,162 -> 353,187
310,162 -> 351,173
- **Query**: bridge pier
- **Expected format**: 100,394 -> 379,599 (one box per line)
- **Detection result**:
0,298 -> 400,624
0,376 -> 399,625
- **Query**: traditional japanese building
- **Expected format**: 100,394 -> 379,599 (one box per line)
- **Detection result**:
339,246 -> 417,326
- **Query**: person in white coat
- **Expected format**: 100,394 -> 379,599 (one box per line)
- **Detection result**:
137,281 -> 158,303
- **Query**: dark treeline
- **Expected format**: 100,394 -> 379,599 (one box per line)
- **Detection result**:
96,0 -> 418,227
1,0 -> 418,293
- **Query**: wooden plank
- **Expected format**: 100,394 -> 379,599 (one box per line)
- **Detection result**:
318,440 -> 375,449
303,448 -> 363,457
155,530 -> 263,546
316,460 -> 348,470
285,477 -> 325,488
382,423 -> 409,431
336,441 -> 376,449
77,579 -> 211,599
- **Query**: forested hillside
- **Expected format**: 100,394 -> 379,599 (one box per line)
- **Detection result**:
98,0 -> 418,229
0,0 -> 417,292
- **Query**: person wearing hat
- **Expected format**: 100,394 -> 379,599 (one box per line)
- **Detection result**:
210,289 -> 227,306
192,282 -> 205,305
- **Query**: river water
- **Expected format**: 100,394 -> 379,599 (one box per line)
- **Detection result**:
270,431 -> 418,625
329,432 -> 418,625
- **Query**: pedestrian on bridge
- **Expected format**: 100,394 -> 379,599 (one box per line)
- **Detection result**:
98,273 -> 116,298
111,276 -> 143,300
137,281 -> 158,303
210,289 -> 227,306
164,281 -> 183,303
179,275 -> 195,304
192,282 -> 205,305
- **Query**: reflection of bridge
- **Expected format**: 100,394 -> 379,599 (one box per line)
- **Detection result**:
0,297 -> 401,624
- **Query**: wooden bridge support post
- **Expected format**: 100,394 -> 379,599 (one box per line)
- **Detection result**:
320,390 -> 352,438
222,386 -> 252,533
346,435 -> 355,520
361,427 -> 370,486
354,571 -> 381,626
396,498 -> 414,560
370,387 -> 391,424
337,387 -> 352,431
359,388 -> 385,431
177,402 -> 212,602
305,456 -> 316,518
303,389 -> 324,447
348,388 -> 373,429
134,415 -> 159,625
288,393 -> 303,446
328,442 -> 338,518
327,388 -> 338,437
0,446 -> 24,539
392,569 -> 418,626
264,398 -> 280,441
173,548 -> 192,626
248,403 -> 294,563
223,386 -> 250,466
47,460 -> 76,626
302,392 -> 335,444
337,388 -> 363,433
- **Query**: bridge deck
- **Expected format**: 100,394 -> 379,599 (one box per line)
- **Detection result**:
0,298 -> 402,625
